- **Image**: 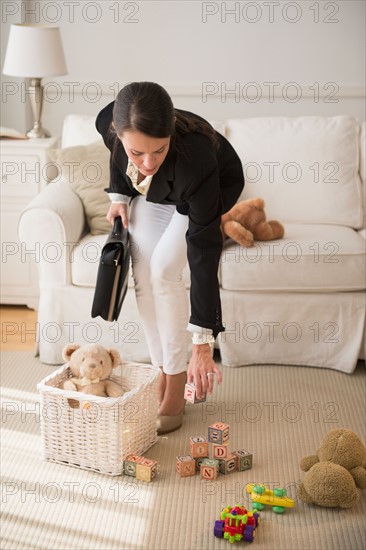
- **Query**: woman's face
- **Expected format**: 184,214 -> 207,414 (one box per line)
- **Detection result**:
119,130 -> 171,177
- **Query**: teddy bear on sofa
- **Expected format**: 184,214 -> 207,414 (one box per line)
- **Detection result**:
62,343 -> 124,398
297,428 -> 366,508
221,197 -> 285,247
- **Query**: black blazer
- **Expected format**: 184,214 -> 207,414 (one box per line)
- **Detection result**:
95,101 -> 244,337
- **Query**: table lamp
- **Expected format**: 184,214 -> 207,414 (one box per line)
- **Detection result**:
3,23 -> 67,138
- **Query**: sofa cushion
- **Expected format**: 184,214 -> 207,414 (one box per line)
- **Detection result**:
62,114 -> 102,148
71,234 -> 135,288
61,114 -> 224,148
48,141 -> 111,236
71,233 -> 191,288
225,116 -> 363,229
220,224 -> 366,292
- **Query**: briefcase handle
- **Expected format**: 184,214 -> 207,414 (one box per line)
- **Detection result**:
112,216 -> 123,237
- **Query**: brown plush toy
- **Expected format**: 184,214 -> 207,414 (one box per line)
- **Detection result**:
221,197 -> 285,247
62,343 -> 124,398
297,428 -> 366,508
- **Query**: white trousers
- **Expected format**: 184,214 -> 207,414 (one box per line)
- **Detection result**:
128,195 -> 190,375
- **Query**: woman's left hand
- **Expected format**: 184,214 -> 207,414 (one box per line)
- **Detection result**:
187,344 -> 222,399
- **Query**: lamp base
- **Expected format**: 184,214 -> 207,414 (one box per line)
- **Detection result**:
26,124 -> 51,139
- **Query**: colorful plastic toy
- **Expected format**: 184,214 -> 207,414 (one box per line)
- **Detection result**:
246,483 -> 295,514
214,504 -> 260,543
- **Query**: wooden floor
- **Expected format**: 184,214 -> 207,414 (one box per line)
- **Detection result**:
0,305 -> 38,352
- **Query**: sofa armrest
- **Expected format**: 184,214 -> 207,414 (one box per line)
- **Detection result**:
18,179 -> 85,286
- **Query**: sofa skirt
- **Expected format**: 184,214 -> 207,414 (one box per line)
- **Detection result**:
218,290 -> 366,373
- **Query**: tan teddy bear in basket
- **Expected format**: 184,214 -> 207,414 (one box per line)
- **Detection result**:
62,343 -> 124,398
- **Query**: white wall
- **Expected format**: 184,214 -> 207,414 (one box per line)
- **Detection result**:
1,0 -> 365,137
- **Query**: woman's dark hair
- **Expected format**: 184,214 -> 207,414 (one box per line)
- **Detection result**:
109,81 -> 218,153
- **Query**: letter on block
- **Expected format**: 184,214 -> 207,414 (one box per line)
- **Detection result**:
208,422 -> 230,444
232,449 -> 253,471
184,383 -> 206,404
135,458 -> 158,482
190,436 -> 209,458
124,455 -> 144,477
200,458 -> 219,480
176,455 -> 196,477
212,443 -> 228,459
219,453 -> 237,475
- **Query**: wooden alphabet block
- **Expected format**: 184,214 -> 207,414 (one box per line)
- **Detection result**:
200,464 -> 217,480
189,436 -> 209,458
208,422 -> 230,444
200,458 -> 220,480
135,458 -> 158,482
194,456 -> 207,471
212,443 -> 229,459
184,383 -> 206,404
176,455 -> 196,477
232,449 -> 253,471
219,453 -> 237,475
124,455 -> 144,476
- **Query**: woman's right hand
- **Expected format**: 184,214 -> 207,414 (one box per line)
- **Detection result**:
106,203 -> 129,229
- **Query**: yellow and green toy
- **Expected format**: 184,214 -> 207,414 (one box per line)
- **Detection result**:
246,483 -> 295,514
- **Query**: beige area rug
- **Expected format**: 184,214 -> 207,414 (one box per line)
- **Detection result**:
1,351 -> 366,550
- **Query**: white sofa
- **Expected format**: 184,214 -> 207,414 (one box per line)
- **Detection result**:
18,114 -> 366,373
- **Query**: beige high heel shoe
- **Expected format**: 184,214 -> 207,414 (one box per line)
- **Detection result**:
156,369 -> 187,434
157,410 -> 184,434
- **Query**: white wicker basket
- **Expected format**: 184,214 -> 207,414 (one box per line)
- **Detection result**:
37,362 -> 160,476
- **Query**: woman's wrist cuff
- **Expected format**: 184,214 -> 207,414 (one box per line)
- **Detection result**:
192,333 -> 215,345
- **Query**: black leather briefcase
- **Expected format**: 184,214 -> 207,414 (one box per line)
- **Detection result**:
91,217 -> 130,322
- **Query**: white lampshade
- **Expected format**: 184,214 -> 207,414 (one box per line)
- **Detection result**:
3,24 -> 67,78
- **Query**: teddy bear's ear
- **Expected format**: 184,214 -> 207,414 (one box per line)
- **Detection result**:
299,455 -> 320,472
252,197 -> 265,209
62,343 -> 80,362
108,348 -> 122,369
